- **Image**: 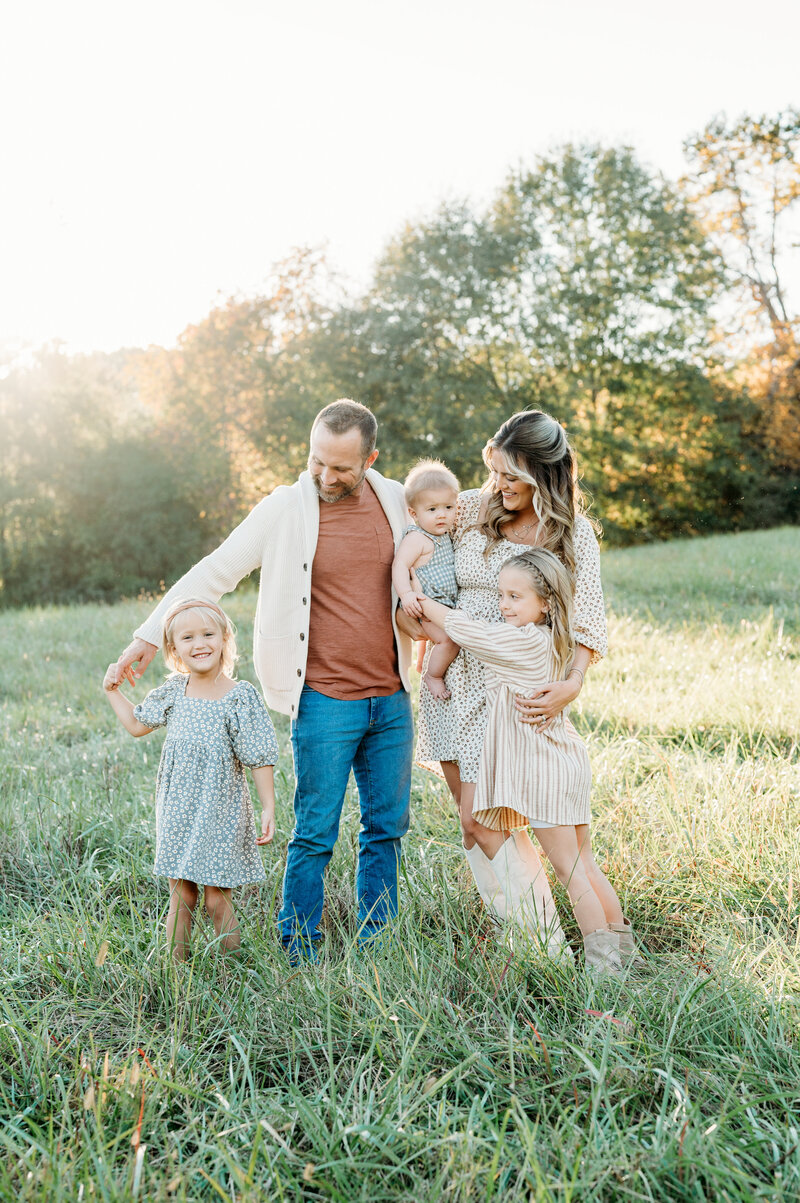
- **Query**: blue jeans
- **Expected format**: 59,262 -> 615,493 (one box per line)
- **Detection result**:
277,686 -> 413,955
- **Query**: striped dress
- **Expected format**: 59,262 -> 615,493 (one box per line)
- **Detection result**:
416,491 -> 607,784
443,610 -> 591,830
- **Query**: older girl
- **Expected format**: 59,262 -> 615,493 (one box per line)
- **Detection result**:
418,551 -> 625,972
414,411 -> 636,962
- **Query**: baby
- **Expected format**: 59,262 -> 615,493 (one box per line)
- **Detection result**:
392,460 -> 460,699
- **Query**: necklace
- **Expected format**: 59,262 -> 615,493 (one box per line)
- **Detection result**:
506,515 -> 539,542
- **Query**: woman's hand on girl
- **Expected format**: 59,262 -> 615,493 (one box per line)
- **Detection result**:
515,676 -> 582,731
256,809 -> 275,845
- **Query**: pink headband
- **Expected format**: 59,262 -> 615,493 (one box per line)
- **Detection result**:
164,598 -> 228,628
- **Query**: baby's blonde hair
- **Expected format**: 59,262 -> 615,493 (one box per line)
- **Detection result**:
404,459 -> 460,508
501,549 -> 575,676
162,598 -> 238,677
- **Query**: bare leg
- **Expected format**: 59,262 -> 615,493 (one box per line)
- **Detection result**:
420,619 -> 459,700
415,640 -> 427,673
451,769 -> 563,943
395,606 -> 425,641
534,826 -> 608,936
204,885 -> 241,952
458,782 -> 506,857
439,760 -> 461,808
510,829 -> 567,936
575,824 -> 624,926
166,878 -> 199,962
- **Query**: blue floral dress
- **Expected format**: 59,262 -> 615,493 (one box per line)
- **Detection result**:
133,675 -> 278,887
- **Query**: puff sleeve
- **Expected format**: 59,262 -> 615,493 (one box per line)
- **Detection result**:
225,682 -> 279,767
453,489 -> 483,544
132,676 -> 182,729
573,515 -> 608,663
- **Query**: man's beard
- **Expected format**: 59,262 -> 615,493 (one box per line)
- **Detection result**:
311,469 -> 367,503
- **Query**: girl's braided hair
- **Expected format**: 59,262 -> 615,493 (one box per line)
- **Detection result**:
502,549 -> 575,676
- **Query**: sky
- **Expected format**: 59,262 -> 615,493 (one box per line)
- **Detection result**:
1,0 -> 798,353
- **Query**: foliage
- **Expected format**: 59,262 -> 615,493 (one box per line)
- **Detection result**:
684,109 -> 800,476
1,128 -> 798,608
147,247 -> 344,525
1,528 -> 799,1200
331,144 -> 763,539
0,348 -> 208,607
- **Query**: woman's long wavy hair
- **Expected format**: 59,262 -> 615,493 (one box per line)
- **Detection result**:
479,410 -> 592,575
502,550 -> 575,676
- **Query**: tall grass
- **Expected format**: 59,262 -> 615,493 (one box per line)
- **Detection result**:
1,526 -> 798,1201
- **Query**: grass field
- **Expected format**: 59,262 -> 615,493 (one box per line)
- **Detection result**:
1,526 -> 799,1201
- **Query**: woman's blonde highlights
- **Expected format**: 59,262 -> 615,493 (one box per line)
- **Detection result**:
480,410 -> 593,575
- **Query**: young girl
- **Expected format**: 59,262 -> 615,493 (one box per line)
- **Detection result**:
418,550 -> 632,974
103,598 -> 278,961
392,460 -> 460,699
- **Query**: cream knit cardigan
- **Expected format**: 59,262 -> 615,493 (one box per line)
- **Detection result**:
134,469 -> 412,717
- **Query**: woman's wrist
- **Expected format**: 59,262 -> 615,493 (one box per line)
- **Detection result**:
565,669 -> 583,700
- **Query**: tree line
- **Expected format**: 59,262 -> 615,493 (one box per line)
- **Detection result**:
1,111 -> 798,607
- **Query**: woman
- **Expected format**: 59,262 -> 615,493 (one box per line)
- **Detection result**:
415,410 -> 611,957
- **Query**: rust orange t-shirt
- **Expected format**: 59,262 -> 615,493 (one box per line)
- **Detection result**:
304,481 -> 401,700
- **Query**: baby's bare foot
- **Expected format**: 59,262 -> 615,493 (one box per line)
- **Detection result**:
424,672 -> 451,700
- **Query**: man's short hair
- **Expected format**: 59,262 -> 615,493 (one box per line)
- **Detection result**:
312,399 -> 377,457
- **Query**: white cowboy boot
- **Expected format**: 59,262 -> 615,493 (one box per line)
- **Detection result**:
464,843 -> 507,922
490,835 -> 573,961
510,830 -> 573,959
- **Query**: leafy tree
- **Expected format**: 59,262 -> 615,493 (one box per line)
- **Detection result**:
684,110 -> 800,477
492,144 -> 721,382
0,348 -> 206,606
142,248 -> 342,530
335,143 -> 740,535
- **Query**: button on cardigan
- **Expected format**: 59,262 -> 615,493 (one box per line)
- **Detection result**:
134,469 -> 412,716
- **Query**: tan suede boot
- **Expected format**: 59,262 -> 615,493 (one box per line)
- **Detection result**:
609,918 -> 644,967
583,929 -> 624,976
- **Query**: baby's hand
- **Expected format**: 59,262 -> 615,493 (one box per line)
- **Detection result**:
256,808 -> 275,845
402,590 -> 423,619
103,664 -> 121,692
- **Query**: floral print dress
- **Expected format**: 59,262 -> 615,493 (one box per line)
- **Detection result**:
416,490 -> 607,783
133,675 -> 278,886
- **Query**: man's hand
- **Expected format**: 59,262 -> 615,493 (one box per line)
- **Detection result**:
103,664 -> 122,692
113,638 -> 158,687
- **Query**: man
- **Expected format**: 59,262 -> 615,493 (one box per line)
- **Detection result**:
114,400 -> 413,960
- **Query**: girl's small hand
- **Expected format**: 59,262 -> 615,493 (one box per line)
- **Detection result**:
256,809 -> 275,845
515,678 -> 581,731
103,664 -> 121,692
